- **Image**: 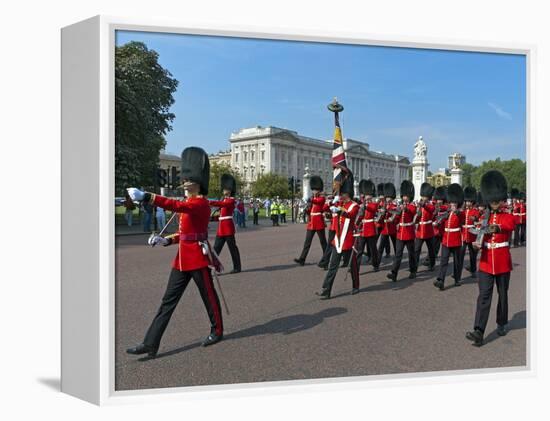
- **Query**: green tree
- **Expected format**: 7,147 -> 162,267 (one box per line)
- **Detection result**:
460,163 -> 476,187
470,158 -> 526,192
208,162 -> 244,199
115,41 -> 179,195
251,173 -> 290,199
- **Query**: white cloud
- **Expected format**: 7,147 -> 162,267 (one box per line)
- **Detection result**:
488,102 -> 512,120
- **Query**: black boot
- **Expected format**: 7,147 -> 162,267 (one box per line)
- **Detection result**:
386,272 -> 397,282
202,333 -> 223,347
497,325 -> 508,336
408,271 -> 416,279
316,289 -> 331,300
294,258 -> 305,266
126,343 -> 158,357
230,269 -> 241,274
466,329 -> 484,346
433,279 -> 444,291
351,288 -> 359,295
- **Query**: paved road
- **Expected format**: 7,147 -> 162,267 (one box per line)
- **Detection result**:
115,221 -> 526,391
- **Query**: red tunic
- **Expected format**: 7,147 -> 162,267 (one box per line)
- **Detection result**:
479,211 -> 515,275
152,194 -> 211,271
361,201 -> 379,238
375,199 -> 385,230
433,204 -> 448,237
380,202 -> 397,236
415,203 -> 435,239
396,203 -> 417,241
323,201 -> 339,232
513,203 -> 527,224
331,200 -> 359,251
441,210 -> 465,248
209,197 -> 236,237
307,196 -> 327,231
462,207 -> 480,243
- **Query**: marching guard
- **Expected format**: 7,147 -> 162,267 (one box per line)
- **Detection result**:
513,191 -> 527,247
433,183 -> 465,290
378,182 -> 398,260
355,179 -> 381,272
318,195 -> 339,270
317,174 -> 360,299
387,180 -> 418,281
423,185 -> 448,266
461,186 -> 480,277
295,176 -> 328,266
413,182 -> 437,271
209,174 -> 242,274
126,147 -> 224,358
466,170 -> 516,346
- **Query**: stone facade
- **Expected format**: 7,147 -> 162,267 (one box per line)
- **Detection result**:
228,125 -> 410,193
209,150 -> 232,167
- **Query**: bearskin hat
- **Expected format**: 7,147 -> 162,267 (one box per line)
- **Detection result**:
433,185 -> 447,202
510,188 -> 520,199
463,186 -> 477,202
340,173 -> 355,197
420,182 -> 435,198
480,170 -> 508,203
359,179 -> 376,196
384,182 -> 396,199
377,183 -> 385,197
310,175 -> 324,191
447,183 -> 464,206
519,191 -> 526,201
221,173 -> 236,196
180,147 -> 210,195
400,180 -> 415,199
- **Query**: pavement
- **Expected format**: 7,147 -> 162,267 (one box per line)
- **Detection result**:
115,220 -> 526,391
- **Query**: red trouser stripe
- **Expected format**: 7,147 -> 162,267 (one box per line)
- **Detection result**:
201,268 -> 223,336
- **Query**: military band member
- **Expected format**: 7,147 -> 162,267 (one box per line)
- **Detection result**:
414,182 -> 437,271
433,183 -> 465,290
355,180 -> 381,272
209,174 -> 242,274
295,176 -> 328,266
461,186 -> 480,277
466,170 -> 516,346
126,147 -> 224,358
423,185 -> 448,267
318,196 -> 339,270
513,191 -> 527,247
317,175 -> 360,299
375,183 -> 389,257
378,182 -> 398,259
387,180 -> 417,282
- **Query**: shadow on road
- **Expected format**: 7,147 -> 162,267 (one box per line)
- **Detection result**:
483,310 -> 526,345
226,307 -> 348,340
37,377 -> 60,391
239,262 -> 317,273
143,341 -> 203,361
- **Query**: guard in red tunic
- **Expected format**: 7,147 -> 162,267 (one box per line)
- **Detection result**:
354,179 -> 381,272
374,183 -> 390,257
317,175 -> 360,299
461,186 -> 480,277
413,182 -> 437,271
513,191 -> 527,247
433,183 -> 465,290
318,195 -> 339,270
466,170 -> 516,346
378,182 -> 398,259
126,147 -> 224,358
210,174 -> 241,274
295,176 -> 328,266
424,185 -> 448,268
387,180 -> 418,281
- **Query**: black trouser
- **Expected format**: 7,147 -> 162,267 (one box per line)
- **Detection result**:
433,236 -> 442,257
355,235 -> 380,270
437,245 -> 463,283
460,242 -> 478,273
514,223 -> 526,246
213,235 -> 241,271
319,230 -> 335,267
378,234 -> 396,257
298,229 -> 327,262
271,214 -> 279,226
321,246 -> 359,293
390,239 -> 417,275
143,267 -> 223,349
474,271 -> 510,333
414,237 -> 436,268
253,212 -> 259,225
280,213 -> 286,223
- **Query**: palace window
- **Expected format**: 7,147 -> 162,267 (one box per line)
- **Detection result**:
261,150 -> 265,161
251,151 -> 255,161
235,153 -> 239,163
244,151 -> 248,162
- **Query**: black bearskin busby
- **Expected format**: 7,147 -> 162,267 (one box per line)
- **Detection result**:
447,183 -> 464,206
510,188 -> 520,200
221,173 -> 236,196
310,175 -> 324,192
480,170 -> 508,203
359,179 -> 376,196
476,191 -> 484,206
181,147 -> 210,195
377,183 -> 385,197
464,186 -> 477,203
420,182 -> 435,198
400,180 -> 415,199
433,185 -> 447,202
384,182 -> 396,199
340,173 -> 355,197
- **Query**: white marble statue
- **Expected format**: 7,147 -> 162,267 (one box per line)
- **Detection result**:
414,136 -> 427,161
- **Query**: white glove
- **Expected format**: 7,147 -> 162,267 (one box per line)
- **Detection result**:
330,206 -> 340,213
127,187 -> 145,201
332,195 -> 340,204
148,235 -> 169,247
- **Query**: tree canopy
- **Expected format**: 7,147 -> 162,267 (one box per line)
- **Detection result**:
251,173 -> 290,199
465,158 -> 526,192
115,41 -> 178,195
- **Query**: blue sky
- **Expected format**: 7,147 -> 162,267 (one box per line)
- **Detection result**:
116,31 -> 526,171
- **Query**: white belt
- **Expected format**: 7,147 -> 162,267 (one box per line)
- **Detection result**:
219,216 -> 233,220
445,227 -> 460,232
484,241 -> 509,249
310,212 -> 322,216
463,224 -> 474,228
418,221 -> 431,225
362,219 -> 374,223
399,222 -> 414,227
513,213 -> 526,216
